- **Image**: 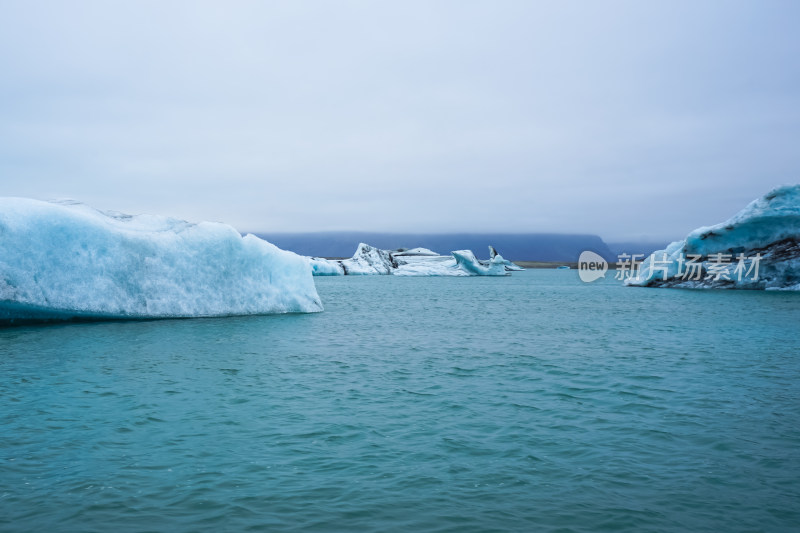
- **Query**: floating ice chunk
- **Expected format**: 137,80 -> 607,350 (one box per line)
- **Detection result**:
309,257 -> 345,276
309,243 -> 517,276
340,243 -> 395,275
452,250 -> 508,276
394,254 -> 468,276
626,185 -> 800,290
0,198 -> 323,324
488,245 -> 524,271
684,186 -> 800,256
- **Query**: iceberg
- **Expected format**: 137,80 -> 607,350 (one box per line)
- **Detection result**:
452,250 -> 507,276
0,198 -> 323,324
309,243 -> 519,276
626,185 -> 800,290
309,257 -> 345,276
489,245 -> 525,271
340,243 -> 396,275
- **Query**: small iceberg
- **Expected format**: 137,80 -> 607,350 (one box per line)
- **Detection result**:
452,250 -> 507,276
309,244 -> 521,276
489,245 -> 524,271
0,198 -> 323,324
626,185 -> 800,290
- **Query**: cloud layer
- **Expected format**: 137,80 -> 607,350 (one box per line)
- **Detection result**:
1,1 -> 798,240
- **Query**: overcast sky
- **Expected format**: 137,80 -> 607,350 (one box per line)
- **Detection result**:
1,1 -> 798,241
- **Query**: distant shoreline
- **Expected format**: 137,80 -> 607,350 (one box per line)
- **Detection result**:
319,259 -> 623,270
514,261 -> 624,269
515,261 -> 577,269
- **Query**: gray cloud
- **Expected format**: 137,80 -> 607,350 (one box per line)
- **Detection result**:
1,0 -> 798,241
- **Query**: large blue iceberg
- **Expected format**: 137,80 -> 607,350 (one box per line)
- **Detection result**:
0,198 -> 323,324
626,185 -> 800,290
309,243 -> 520,276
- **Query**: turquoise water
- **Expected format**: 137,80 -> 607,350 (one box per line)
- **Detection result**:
1,270 -> 799,532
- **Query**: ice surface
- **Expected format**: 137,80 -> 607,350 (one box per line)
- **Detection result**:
626,185 -> 800,290
309,257 -> 345,276
340,243 -> 395,275
488,245 -> 524,271
0,198 -> 323,323
393,247 -> 439,257
393,254 -> 467,276
310,243 -> 515,276
452,250 -> 508,276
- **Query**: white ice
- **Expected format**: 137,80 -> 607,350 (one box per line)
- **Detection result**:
626,185 -> 800,290
310,243 -> 514,276
0,198 -> 323,322
452,250 -> 508,276
309,257 -> 345,276
340,243 -> 395,275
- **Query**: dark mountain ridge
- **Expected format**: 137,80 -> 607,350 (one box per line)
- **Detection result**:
254,232 -> 616,262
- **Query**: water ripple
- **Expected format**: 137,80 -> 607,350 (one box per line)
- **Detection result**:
0,272 -> 798,532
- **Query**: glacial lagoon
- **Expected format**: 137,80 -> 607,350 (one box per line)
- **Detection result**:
2,270 -> 799,532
